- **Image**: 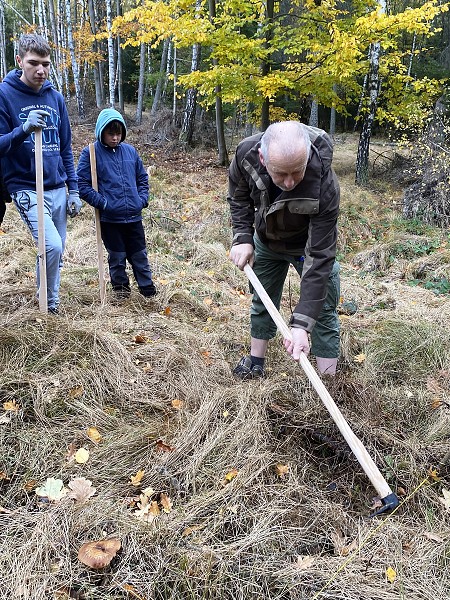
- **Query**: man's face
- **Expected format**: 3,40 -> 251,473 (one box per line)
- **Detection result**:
102,127 -> 122,148
17,51 -> 51,91
259,148 -> 308,192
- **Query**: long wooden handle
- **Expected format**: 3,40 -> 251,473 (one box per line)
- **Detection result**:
89,143 -> 106,304
243,263 -> 393,500
35,129 -> 47,313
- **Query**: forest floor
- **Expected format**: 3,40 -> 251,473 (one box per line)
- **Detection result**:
0,118 -> 450,600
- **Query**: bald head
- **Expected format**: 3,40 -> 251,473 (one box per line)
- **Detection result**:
259,121 -> 311,191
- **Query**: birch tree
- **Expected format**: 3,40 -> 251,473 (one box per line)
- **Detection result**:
106,0 -> 115,107
65,0 -> 84,118
135,42 -> 146,124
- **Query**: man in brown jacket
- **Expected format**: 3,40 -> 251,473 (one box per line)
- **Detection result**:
228,121 -> 340,378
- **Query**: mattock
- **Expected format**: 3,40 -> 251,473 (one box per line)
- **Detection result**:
243,263 -> 399,516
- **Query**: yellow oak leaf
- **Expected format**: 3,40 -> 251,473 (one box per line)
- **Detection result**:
130,470 -> 145,486
386,566 -> 396,583
87,427 -> 102,443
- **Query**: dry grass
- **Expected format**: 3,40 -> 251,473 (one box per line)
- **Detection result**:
1,131 -> 450,600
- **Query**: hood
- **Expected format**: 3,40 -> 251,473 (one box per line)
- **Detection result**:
304,125 -> 334,173
95,108 -> 127,144
3,69 -> 54,96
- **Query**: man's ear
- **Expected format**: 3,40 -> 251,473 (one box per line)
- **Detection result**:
258,148 -> 265,166
16,55 -> 22,68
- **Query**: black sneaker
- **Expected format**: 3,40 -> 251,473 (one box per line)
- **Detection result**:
233,356 -> 265,380
48,307 -> 59,315
139,284 -> 158,297
112,285 -> 131,300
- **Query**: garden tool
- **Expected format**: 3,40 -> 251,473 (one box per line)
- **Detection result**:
243,263 -> 399,516
89,143 -> 106,303
35,129 -> 47,313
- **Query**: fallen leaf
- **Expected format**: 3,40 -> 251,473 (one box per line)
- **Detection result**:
23,479 -> 38,492
133,334 -> 147,344
160,492 -> 173,513
203,297 -> 213,305
275,464 -> 289,478
171,399 -> 183,409
130,470 -> 145,486
35,478 -> 67,502
0,471 -> 9,481
134,497 -> 160,523
163,306 -> 171,316
223,410 -> 229,418
87,427 -> 102,443
340,539 -> 358,556
66,442 -> 77,463
353,353 -> 366,363
3,400 -> 19,412
141,486 -> 154,497
295,555 -> 315,570
386,566 -> 396,583
439,488 -> 450,510
428,467 -> 440,481
223,469 -> 238,484
75,448 -> 90,464
155,440 -> 175,452
201,350 -> 212,365
67,477 -> 97,503
431,398 -> 443,409
182,524 -> 204,537
69,385 -> 84,399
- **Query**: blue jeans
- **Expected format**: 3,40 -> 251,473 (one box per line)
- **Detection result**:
13,188 -> 67,310
251,235 -> 341,358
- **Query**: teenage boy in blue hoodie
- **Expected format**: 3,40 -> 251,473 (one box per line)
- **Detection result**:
0,33 -> 81,314
77,108 -> 157,299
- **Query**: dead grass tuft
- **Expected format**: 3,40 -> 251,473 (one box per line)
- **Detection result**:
1,135 -> 450,600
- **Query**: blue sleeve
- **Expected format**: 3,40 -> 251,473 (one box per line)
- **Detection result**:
58,98 -> 78,191
136,151 -> 149,208
77,145 -> 105,209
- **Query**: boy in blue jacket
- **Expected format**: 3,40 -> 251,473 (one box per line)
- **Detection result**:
77,108 -> 157,299
0,33 -> 81,313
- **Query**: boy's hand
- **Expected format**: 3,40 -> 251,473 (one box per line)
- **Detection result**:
23,110 -> 50,134
67,191 -> 82,218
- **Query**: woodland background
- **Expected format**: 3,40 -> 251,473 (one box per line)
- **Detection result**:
1,0 -> 450,599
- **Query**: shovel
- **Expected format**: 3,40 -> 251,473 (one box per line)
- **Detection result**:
243,263 -> 399,515
35,129 -> 47,313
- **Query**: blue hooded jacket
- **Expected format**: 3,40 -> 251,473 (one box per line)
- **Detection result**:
0,69 -> 78,194
77,108 -> 149,223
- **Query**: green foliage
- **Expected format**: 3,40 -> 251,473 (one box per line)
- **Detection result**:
113,0 -> 449,128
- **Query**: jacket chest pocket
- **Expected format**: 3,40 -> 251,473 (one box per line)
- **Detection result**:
264,198 -> 319,239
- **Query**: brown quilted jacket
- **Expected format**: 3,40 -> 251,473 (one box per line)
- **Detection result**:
227,125 -> 340,332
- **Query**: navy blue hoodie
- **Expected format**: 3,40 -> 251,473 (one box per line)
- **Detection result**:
0,69 -> 77,194
77,108 -> 149,224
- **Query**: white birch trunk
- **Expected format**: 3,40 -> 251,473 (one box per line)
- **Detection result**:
106,0 -> 115,107
65,0 -> 84,118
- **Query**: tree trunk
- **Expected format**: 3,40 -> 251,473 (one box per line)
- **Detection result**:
65,0 -> 84,118
355,42 -> 381,185
116,0 -> 123,111
179,39 -> 201,146
135,42 -> 146,125
309,98 -> 319,127
88,0 -> 104,107
260,0 -> 274,131
0,3 -> 7,79
209,0 -> 228,165
106,0 -> 115,107
172,45 -> 177,120
150,38 -> 169,116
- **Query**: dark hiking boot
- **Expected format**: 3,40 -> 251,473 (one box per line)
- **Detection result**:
139,284 -> 158,297
112,285 -> 131,300
233,356 -> 265,380
48,307 -> 59,315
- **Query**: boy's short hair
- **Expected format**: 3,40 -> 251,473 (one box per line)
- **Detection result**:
104,121 -> 123,135
18,33 -> 51,58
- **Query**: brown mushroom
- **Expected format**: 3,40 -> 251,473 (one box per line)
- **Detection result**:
77,538 -> 121,569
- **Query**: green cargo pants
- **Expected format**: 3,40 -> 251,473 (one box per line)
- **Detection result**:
250,235 -> 340,358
